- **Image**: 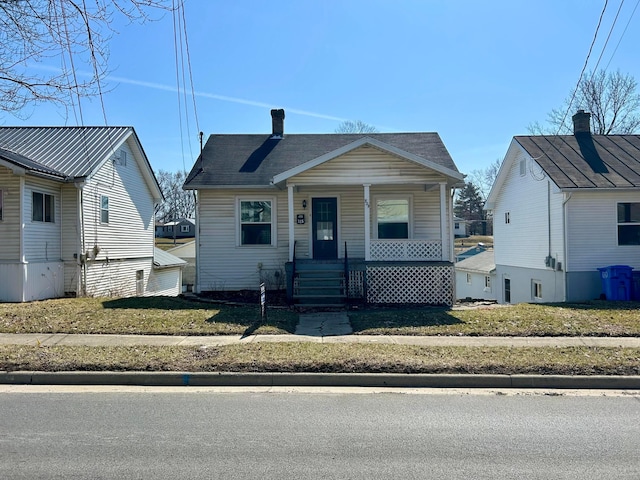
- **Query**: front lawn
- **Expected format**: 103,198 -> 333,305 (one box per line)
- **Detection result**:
350,301 -> 640,337
0,296 -> 298,336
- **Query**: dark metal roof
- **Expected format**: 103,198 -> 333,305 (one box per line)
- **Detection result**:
184,132 -> 460,188
0,126 -> 133,178
515,134 -> 640,189
0,147 -> 66,178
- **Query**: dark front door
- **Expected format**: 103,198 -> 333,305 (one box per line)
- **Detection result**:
312,197 -> 338,260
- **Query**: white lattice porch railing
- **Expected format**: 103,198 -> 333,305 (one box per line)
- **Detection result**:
369,240 -> 442,261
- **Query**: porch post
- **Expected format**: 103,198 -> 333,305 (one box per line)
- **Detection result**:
439,182 -> 448,261
288,184 -> 295,262
363,184 -> 371,261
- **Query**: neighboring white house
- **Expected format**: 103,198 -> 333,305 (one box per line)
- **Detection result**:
485,110 -> 640,304
455,250 -> 496,301
0,126 -> 183,301
167,240 -> 196,290
453,216 -> 468,237
183,109 -> 465,305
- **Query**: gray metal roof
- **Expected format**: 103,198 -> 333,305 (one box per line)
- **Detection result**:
153,247 -> 187,268
515,134 -> 640,189
184,132 -> 460,188
0,126 -> 134,179
455,250 -> 495,273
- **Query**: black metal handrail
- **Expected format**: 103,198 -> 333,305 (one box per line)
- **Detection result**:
344,241 -> 349,299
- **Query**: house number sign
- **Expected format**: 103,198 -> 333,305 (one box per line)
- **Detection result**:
296,214 -> 305,224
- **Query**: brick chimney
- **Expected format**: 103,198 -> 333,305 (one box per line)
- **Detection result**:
271,109 -> 285,138
572,109 -> 591,135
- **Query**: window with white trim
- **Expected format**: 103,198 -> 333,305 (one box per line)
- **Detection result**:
505,211 -> 510,224
239,199 -> 274,245
519,158 -> 526,176
181,224 -> 190,233
375,197 -> 410,239
466,273 -> 472,284
484,275 -> 491,290
32,191 -> 54,222
100,195 -> 109,223
532,280 -> 542,300
617,202 -> 640,245
0,189 -> 3,221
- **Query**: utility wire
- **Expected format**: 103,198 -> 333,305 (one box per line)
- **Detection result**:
555,0 -> 609,135
589,0 -> 625,78
604,0 -> 640,71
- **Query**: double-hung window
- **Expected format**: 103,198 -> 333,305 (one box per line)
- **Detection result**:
101,195 -> 109,223
32,191 -> 54,223
376,197 -> 410,239
239,199 -> 274,245
617,202 -> 640,245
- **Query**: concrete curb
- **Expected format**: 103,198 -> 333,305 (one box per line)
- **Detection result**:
2,371 -> 640,389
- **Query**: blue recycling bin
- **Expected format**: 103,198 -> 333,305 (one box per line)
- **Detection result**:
598,265 -> 633,301
632,271 -> 640,301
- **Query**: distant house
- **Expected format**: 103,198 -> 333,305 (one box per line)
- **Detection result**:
0,126 -> 184,301
485,110 -> 640,303
155,218 -> 195,238
453,217 -> 468,237
183,109 -> 465,305
455,250 -> 496,301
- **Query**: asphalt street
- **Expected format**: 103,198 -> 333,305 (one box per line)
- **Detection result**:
1,389 -> 639,479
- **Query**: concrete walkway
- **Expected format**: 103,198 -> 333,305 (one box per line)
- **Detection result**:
1,332 -> 640,347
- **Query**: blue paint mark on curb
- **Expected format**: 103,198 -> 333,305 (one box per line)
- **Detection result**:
182,374 -> 190,386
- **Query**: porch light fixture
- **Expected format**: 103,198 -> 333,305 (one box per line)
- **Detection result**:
302,200 -> 307,209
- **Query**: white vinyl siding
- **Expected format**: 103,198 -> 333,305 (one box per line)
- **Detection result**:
84,258 -> 154,297
290,145 -> 450,186
23,178 -> 61,262
0,167 -> 20,260
492,149 -> 565,271
566,191 -> 640,271
82,139 -> 155,260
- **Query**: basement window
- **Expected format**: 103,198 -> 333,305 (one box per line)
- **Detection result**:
617,202 -> 640,245
532,280 -> 542,300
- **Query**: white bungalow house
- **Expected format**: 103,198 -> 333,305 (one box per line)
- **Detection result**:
183,109 -> 465,305
485,110 -> 640,304
0,126 -> 183,302
455,250 -> 496,301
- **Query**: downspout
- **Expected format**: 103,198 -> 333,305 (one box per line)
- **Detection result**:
78,183 -> 87,296
19,176 -> 25,302
194,190 -> 200,294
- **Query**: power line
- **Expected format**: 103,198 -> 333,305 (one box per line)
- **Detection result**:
590,0 -> 625,78
604,0 -> 640,71
555,0 -> 610,135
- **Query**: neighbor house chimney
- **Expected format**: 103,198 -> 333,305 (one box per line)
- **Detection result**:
572,109 -> 591,135
271,109 -> 285,138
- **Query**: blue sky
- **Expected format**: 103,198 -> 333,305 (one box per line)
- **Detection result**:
5,0 -> 640,177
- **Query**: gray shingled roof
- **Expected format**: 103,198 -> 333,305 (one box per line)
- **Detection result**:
455,250 -> 495,273
184,133 -> 459,188
0,126 -> 133,179
153,247 -> 187,269
515,134 -> 640,189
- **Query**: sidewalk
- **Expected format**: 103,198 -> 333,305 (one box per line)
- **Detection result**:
2,332 -> 640,347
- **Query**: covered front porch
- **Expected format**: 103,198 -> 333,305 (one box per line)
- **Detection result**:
281,182 -> 456,306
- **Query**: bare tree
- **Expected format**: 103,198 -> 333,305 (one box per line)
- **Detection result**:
0,0 -> 172,116
335,120 -> 379,133
156,169 -> 195,223
528,69 -> 640,135
467,158 -> 501,201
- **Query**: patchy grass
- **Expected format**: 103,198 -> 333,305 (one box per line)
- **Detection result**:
0,297 -> 297,336
350,301 -> 640,337
1,344 -> 639,375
